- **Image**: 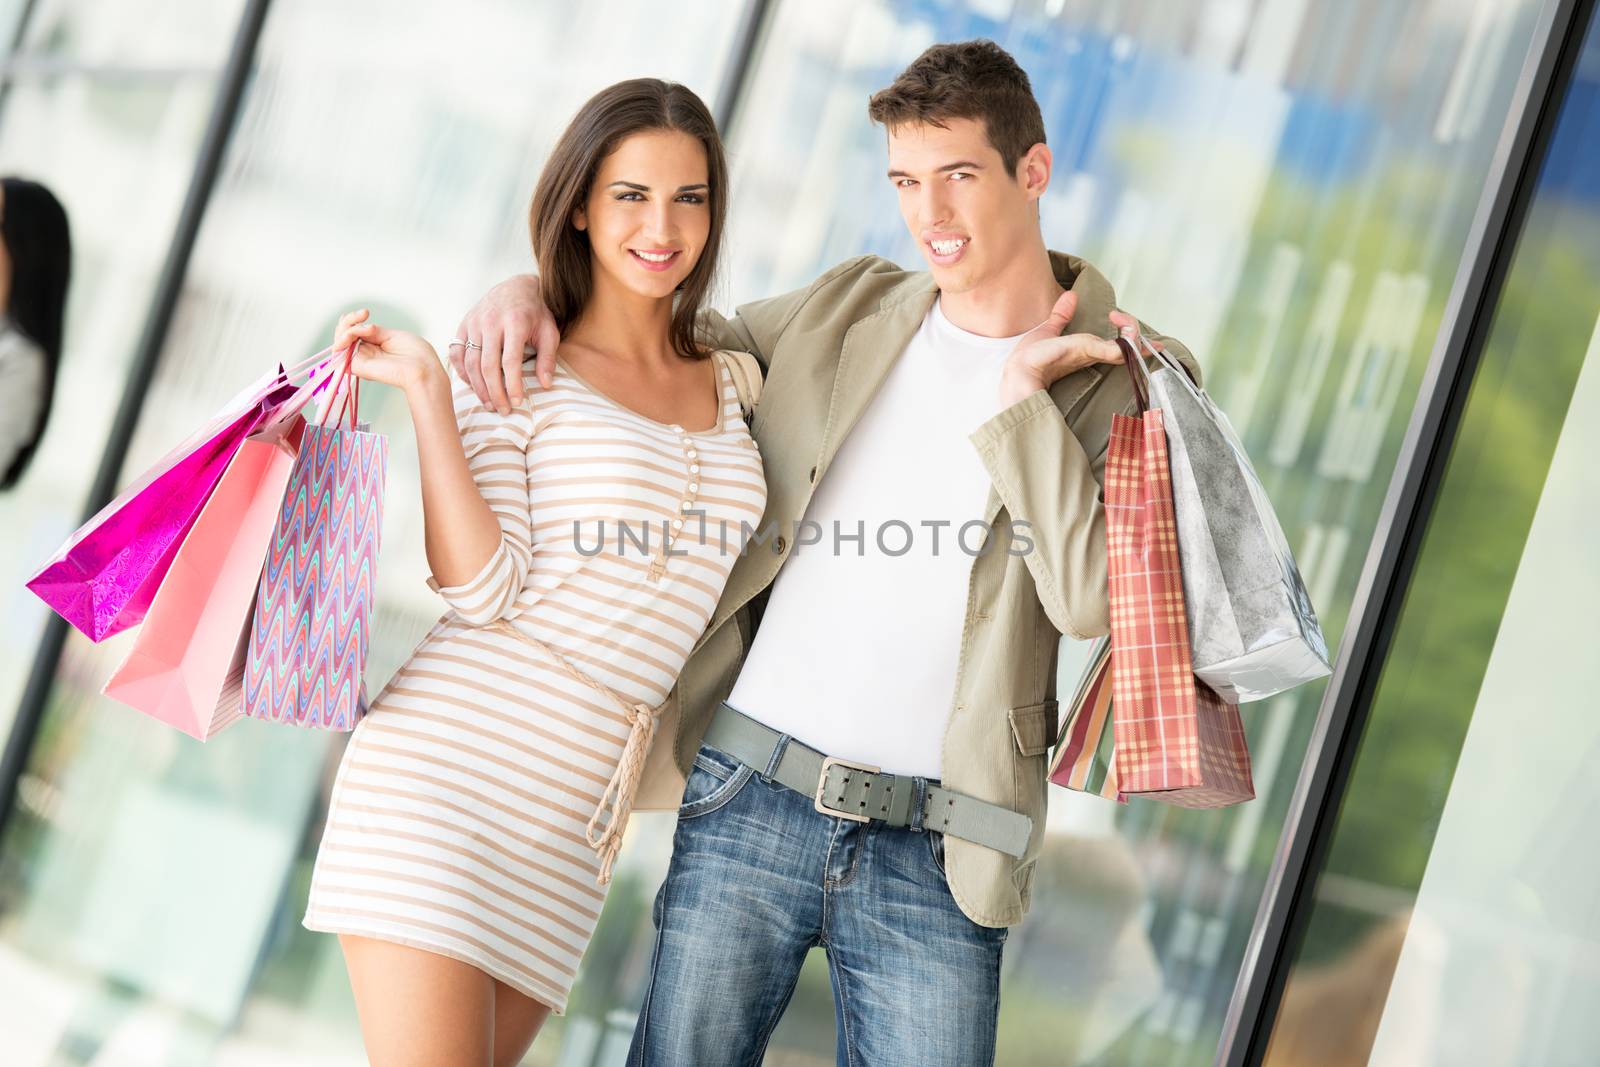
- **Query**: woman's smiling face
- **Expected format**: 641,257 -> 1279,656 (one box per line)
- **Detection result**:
576,128 -> 712,303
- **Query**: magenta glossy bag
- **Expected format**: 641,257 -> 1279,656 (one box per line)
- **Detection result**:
27,350 -> 335,642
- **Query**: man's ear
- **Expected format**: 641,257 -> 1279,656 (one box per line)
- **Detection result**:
1019,142 -> 1052,202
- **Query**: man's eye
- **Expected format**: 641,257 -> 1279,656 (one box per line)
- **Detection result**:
896,179 -> 917,189
949,172 -> 972,182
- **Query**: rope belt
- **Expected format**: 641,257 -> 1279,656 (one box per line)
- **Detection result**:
491,621 -> 663,886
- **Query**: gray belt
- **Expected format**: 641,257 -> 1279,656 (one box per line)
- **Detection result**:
703,702 -> 1034,859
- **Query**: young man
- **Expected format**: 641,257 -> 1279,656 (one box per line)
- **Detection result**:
457,40 -> 1199,1066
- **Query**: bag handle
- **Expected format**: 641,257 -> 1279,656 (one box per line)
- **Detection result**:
315,344 -> 362,430
1117,336 -> 1150,413
1139,332 -> 1200,389
720,349 -> 763,419
257,344 -> 356,436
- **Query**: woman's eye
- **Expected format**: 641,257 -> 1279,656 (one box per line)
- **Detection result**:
616,192 -> 644,202
677,194 -> 706,204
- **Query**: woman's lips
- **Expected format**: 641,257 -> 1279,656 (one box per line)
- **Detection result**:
629,249 -> 681,272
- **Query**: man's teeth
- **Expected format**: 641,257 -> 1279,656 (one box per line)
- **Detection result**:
634,250 -> 675,263
931,238 -> 967,256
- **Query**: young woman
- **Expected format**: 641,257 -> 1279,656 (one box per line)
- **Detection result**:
301,79 -> 767,1066
0,176 -> 71,489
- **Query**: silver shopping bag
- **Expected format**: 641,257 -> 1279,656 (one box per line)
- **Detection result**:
1128,337 -> 1332,702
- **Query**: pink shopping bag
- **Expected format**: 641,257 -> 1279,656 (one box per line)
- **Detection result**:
243,352 -> 386,730
100,415 -> 307,740
27,349 -> 336,642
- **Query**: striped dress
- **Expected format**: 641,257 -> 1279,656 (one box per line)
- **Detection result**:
302,349 -> 767,1012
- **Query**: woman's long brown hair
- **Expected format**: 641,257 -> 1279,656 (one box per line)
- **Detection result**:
529,79 -> 728,361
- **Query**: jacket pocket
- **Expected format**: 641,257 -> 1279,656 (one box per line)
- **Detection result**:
1007,701 -> 1060,757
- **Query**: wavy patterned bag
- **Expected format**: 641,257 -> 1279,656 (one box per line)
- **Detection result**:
243,354 -> 386,730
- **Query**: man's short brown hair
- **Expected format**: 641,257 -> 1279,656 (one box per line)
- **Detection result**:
867,39 -> 1046,174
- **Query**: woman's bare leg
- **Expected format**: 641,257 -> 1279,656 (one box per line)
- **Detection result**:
338,933 -> 495,1067
491,979 -> 553,1067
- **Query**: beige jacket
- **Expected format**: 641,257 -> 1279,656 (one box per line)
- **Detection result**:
632,251 -> 1200,927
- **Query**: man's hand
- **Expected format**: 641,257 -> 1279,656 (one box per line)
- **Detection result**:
997,290 -> 1161,409
451,273 -> 562,414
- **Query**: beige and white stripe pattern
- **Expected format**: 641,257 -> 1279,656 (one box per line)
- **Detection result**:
303,351 -> 766,1012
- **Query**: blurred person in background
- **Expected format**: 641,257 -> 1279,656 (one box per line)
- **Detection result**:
300,79 -> 766,1067
459,39 -> 1198,1067
0,176 -> 69,490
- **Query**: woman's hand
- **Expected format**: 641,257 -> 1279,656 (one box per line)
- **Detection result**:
333,309 -> 446,396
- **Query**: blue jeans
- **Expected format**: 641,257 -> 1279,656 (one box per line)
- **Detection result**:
626,739 -> 1008,1066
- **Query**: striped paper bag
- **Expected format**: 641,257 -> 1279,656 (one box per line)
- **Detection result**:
1049,637 -> 1126,802
1104,340 -> 1253,807
243,354 -> 386,730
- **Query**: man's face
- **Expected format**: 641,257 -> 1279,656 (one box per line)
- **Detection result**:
885,116 -> 1047,295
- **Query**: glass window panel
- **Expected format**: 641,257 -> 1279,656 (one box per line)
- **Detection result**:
1265,12 -> 1600,1066
715,0 -> 1543,1062
0,0 -> 1573,1064
0,2 -> 242,758
17,0 -> 242,66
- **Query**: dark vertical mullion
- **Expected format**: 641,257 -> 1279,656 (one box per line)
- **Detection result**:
1216,0 -> 1595,1063
714,0 -> 775,137
0,0 -> 43,118
0,0 -> 41,103
0,0 -> 275,848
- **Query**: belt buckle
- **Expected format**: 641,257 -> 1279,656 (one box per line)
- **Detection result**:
814,755 -> 881,824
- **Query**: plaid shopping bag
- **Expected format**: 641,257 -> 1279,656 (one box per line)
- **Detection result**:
1049,637 -> 1125,802
1104,340 -> 1253,807
1165,679 -> 1254,808
242,353 -> 386,730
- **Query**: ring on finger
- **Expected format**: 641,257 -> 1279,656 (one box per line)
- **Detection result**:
465,340 -> 483,350
448,338 -> 468,348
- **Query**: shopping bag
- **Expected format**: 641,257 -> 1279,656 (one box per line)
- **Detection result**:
243,352 -> 386,730
1051,637 -> 1252,809
1134,336 -> 1331,702
1158,679 -> 1254,808
1104,342 -> 1253,807
1049,637 -> 1126,803
27,349 -> 336,642
100,416 -> 306,740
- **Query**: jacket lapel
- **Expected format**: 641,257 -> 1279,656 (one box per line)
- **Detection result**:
814,283 -> 937,473
691,280 -> 936,652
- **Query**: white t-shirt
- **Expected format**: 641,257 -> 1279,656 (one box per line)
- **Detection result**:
725,297 -> 1028,778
